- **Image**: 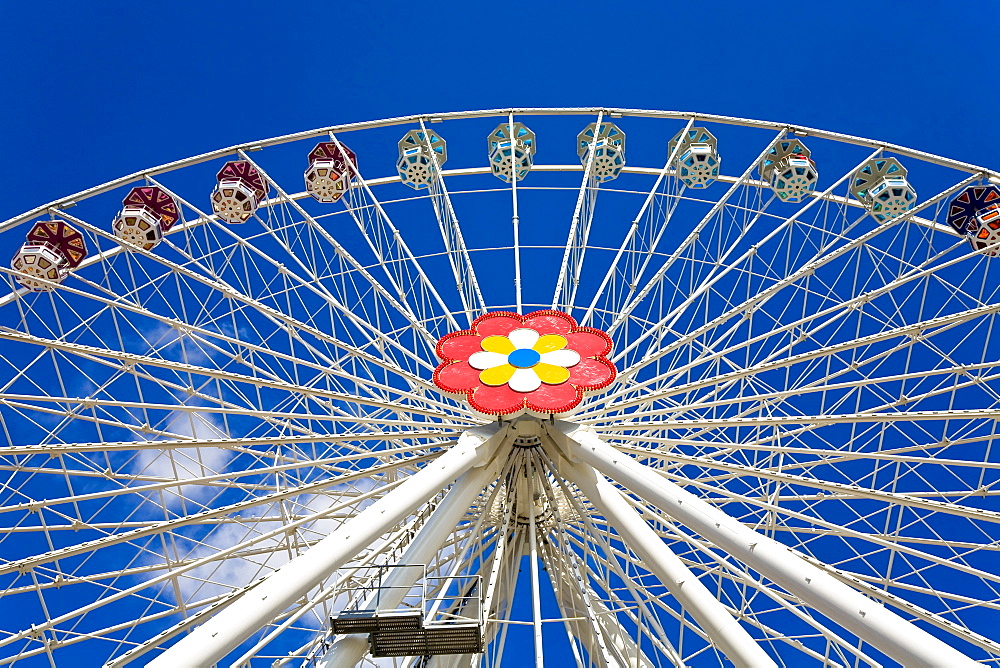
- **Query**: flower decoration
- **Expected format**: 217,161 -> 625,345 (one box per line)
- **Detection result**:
433,310 -> 616,416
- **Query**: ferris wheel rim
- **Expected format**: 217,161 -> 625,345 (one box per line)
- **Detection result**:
3,106 -> 1000,667
3,106 -> 998,233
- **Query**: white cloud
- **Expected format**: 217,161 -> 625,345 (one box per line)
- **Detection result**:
131,410 -> 233,509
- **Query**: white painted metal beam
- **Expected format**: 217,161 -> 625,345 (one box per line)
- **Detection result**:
315,456 -> 500,667
4,107 -> 994,235
546,421 -> 980,668
148,424 -> 509,668
562,457 -> 778,668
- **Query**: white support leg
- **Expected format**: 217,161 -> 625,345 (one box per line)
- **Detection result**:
527,458 -> 545,668
547,422 -> 979,668
316,457 -> 501,667
563,457 -> 778,668
149,424 -> 509,668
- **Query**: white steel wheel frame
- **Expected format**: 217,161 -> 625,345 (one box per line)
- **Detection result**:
0,108 -> 999,668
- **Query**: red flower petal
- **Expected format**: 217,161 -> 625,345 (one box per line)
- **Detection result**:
568,357 -> 616,390
526,382 -> 581,414
477,314 -> 523,337
523,311 -> 573,336
433,310 -> 617,416
434,362 -> 482,392
438,333 -> 484,361
470,383 -> 526,415
565,330 -> 612,357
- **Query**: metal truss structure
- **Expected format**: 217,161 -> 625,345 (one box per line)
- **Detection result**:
2,108 -> 1000,667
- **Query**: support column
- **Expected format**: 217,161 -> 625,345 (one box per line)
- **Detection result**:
527,457 -> 545,668
149,424 -> 509,668
548,422 -> 979,668
564,457 -> 778,668
316,456 -> 501,667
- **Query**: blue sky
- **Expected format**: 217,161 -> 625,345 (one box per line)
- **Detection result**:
2,1 -> 998,222
2,2 -> 999,665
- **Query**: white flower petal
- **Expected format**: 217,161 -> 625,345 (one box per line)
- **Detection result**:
540,349 -> 581,368
507,328 -> 539,350
508,368 -> 541,393
468,351 -> 509,370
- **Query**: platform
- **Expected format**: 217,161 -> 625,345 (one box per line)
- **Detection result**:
368,624 -> 484,657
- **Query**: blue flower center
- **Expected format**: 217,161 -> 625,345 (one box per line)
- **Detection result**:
508,348 -> 541,368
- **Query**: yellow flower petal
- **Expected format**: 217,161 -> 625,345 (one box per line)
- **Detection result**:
481,335 -> 515,354
480,364 -> 516,386
533,334 -> 567,353
534,363 -> 570,385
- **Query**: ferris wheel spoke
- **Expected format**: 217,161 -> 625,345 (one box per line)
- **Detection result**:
0,395 -> 470,446
0,594 -> 232,667
0,317 -> 277,446
604,128 -> 792,342
553,111 -> 604,313
600,413 -> 993,480
508,113 -> 525,317
9,533 -> 422,668
560,525 -> 863,667
532,542 -> 587,668
220,157 -> 443,363
604,201 -> 866,393
0,486 -> 417,612
0,327 -> 458,422
3,266 -> 450,413
637,517 -> 1000,664
663,414 -> 994,488
330,134 -> 462,336
0,428 -> 459,457
535,449 -> 697,667
549,533 -> 692,667
141,177 -> 442,378
598,355 -> 1000,432
581,117 -> 695,330
654,501 -> 1000,659
230,575 -> 351,667
666,241 -> 986,415
539,534 -> 650,667
0,473 -> 414,666
160,228 -> 435,381
607,432 -> 1000,483
0,439 -> 453,521
551,452 -> 776,667
3,367 -> 439,455
651,467 -> 1000,594
598,292 -> 1000,417
481,527 -> 523,666
599,407 -> 1000,433
619,323 -> 999,450
596,522 -> 907,667
0,454 -> 427,582
39,224 -> 439,404
607,347 -> 1000,422
477,467 -> 519,664
609,171 -> 789,370
607,441 -> 1000,527
416,118 -> 486,325
558,423 -> 985,665
600,173 -> 981,410
606,167 -> 965,385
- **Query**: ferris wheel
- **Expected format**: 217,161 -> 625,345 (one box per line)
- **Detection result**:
2,107 -> 1000,667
